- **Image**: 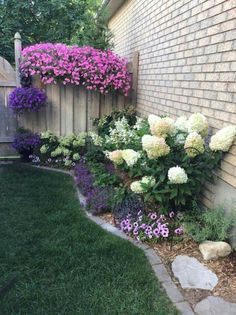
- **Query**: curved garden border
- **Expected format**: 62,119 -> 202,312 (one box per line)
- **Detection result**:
29,164 -> 195,315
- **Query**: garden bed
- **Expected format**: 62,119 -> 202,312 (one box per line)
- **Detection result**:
98,212 -> 236,306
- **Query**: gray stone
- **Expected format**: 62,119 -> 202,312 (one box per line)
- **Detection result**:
172,255 -> 218,290
144,248 -> 162,265
88,215 -> 105,226
175,302 -> 195,315
161,281 -> 185,303
199,241 -> 232,260
101,222 -> 130,240
194,296 -> 236,315
152,263 -> 172,283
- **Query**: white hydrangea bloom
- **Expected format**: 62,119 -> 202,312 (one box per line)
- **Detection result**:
121,149 -> 141,167
149,116 -> 175,138
209,126 -> 236,152
175,116 -> 188,133
107,150 -> 123,165
142,135 -> 170,159
187,113 -> 208,137
141,176 -> 156,187
184,132 -> 205,157
168,166 -> 188,184
130,181 -> 144,193
40,144 -> 48,154
134,117 -> 145,130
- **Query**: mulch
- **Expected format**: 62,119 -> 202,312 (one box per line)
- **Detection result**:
98,212 -> 236,307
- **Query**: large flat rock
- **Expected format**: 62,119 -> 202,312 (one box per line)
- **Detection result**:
172,255 -> 218,290
194,296 -> 236,315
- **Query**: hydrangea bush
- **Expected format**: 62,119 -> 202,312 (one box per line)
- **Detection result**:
20,44 -> 131,96
9,87 -> 47,115
105,112 -> 236,212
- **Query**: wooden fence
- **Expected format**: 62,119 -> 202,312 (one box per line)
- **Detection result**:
19,79 -> 132,136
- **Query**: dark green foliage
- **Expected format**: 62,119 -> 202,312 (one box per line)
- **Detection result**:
0,0 -> 112,64
184,203 -> 235,242
0,165 -> 177,314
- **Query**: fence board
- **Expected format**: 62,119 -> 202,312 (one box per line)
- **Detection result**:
19,82 -> 131,135
74,86 -> 87,133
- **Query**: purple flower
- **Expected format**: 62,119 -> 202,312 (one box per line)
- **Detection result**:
169,211 -> 175,218
150,213 -> 157,220
9,87 -> 47,115
174,227 -> 184,235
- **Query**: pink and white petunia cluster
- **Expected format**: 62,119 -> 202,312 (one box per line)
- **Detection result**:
20,43 -> 131,95
120,211 -> 183,241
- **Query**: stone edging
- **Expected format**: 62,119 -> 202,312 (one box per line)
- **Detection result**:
29,165 -> 195,315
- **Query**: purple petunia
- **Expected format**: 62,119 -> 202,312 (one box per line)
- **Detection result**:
9,87 -> 47,115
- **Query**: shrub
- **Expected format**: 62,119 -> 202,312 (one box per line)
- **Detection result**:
106,113 -> 236,213
113,192 -> 145,223
20,44 -> 131,95
9,87 -> 47,115
86,186 -> 115,215
93,106 -> 138,137
184,204 -> 236,242
12,128 -> 41,161
74,160 -> 94,196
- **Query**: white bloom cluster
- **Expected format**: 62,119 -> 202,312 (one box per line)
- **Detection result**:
168,166 -> 188,184
209,126 -> 236,152
130,176 -> 156,193
148,114 -> 175,138
134,116 -> 145,130
175,116 -> 188,133
105,117 -> 138,147
107,150 -> 123,165
184,132 -> 205,157
121,149 -> 141,167
142,135 -> 170,159
88,132 -> 103,146
187,113 -> 208,136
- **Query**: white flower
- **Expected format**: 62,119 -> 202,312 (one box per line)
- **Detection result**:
121,149 -> 141,167
40,145 -> 48,154
168,166 -> 188,184
107,150 -> 123,165
149,116 -> 175,138
142,135 -> 170,159
140,176 -> 156,187
175,116 -> 188,132
175,133 -> 187,145
209,126 -> 236,152
130,181 -> 144,193
88,132 -> 103,146
184,132 -> 205,157
130,176 -> 156,194
105,117 -> 139,147
134,117 -> 145,130
187,113 -> 208,137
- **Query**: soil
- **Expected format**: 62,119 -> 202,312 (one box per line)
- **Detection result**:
99,212 -> 236,307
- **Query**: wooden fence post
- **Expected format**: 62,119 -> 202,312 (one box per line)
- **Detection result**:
14,32 -> 22,87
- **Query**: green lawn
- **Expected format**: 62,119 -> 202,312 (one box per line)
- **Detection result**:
0,164 -> 178,315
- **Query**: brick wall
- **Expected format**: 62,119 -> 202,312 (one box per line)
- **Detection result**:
108,0 -> 236,208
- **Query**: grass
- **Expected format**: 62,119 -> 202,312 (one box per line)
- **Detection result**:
0,164 -> 178,315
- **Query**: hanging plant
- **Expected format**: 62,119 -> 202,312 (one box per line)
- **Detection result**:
9,87 -> 47,115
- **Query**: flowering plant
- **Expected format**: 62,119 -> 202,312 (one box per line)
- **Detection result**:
20,44 -> 131,95
120,211 -> 183,242
9,87 -> 47,115
12,128 -> 41,161
104,112 -> 236,212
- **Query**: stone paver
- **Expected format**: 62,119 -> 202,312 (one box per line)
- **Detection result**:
152,263 -> 172,283
144,248 -> 162,265
172,255 -> 218,290
161,281 -> 185,303
175,302 -> 195,315
194,296 -> 236,315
